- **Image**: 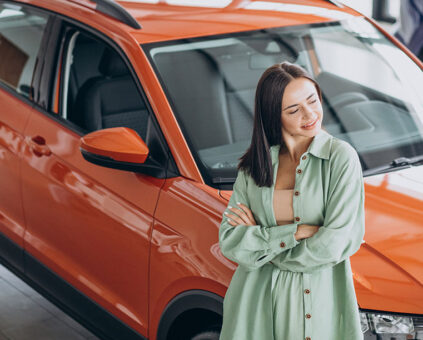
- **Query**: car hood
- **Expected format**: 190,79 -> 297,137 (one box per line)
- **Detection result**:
352,166 -> 423,313
219,165 -> 423,313
361,166 -> 423,284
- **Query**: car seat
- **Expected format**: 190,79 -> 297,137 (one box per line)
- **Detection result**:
72,46 -> 148,140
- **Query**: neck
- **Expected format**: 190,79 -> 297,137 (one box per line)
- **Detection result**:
280,132 -> 315,163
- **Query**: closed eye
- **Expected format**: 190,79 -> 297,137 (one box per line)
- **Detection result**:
289,98 -> 317,114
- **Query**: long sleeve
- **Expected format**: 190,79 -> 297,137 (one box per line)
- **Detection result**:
269,144 -> 365,273
219,168 -> 300,272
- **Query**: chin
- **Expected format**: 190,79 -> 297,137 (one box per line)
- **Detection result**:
299,122 -> 321,135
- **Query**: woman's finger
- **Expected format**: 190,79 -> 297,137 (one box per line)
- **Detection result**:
225,210 -> 256,226
227,217 -> 237,226
227,206 -> 250,225
225,211 -> 245,226
235,202 -> 257,224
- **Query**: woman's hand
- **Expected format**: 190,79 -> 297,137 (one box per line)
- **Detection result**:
224,202 -> 257,227
295,224 -> 320,241
224,204 -> 319,240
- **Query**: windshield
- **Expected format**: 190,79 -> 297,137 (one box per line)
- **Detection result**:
143,17 -> 423,189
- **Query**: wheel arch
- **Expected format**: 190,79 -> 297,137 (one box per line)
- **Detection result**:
156,289 -> 223,340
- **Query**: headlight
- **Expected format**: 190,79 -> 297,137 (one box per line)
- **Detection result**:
371,314 -> 413,334
360,310 -> 423,340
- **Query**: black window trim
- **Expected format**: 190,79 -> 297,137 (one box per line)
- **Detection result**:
3,0 -> 179,179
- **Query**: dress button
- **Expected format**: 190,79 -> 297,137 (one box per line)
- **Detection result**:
302,155 -> 307,160
304,289 -> 310,294
306,313 -> 311,319
306,337 -> 311,340
295,216 -> 300,221
297,169 -> 302,174
280,242 -> 286,248
294,191 -> 300,196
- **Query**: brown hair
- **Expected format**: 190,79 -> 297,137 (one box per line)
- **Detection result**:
238,62 -> 323,187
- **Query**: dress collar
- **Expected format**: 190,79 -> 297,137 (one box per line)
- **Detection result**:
270,128 -> 333,164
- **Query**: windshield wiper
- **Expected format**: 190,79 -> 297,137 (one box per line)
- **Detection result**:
213,156 -> 423,183
363,155 -> 423,176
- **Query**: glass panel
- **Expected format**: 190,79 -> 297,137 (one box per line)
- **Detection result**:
144,17 -> 423,187
61,32 -> 150,142
0,3 -> 49,98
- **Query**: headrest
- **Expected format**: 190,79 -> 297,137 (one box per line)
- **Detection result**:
98,47 -> 129,77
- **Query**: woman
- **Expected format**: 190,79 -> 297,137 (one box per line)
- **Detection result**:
218,62 -> 365,340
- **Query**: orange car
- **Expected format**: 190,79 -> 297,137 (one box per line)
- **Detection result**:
0,0 -> 422,339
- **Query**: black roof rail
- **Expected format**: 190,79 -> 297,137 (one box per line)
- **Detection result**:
89,0 -> 141,29
324,0 -> 344,7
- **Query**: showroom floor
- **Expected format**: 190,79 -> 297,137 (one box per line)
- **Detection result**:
0,264 -> 99,340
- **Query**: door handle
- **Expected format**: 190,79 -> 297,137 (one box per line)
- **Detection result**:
26,135 -> 52,157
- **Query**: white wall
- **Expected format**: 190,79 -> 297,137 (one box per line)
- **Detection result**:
341,0 -> 373,16
341,0 -> 400,19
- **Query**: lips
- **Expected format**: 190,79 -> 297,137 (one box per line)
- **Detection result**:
302,118 -> 318,128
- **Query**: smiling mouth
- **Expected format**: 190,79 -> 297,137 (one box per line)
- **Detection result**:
302,118 -> 318,128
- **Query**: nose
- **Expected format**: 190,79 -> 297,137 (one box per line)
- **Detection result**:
303,103 -> 316,120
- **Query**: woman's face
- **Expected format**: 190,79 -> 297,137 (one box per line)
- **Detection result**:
281,77 -> 323,138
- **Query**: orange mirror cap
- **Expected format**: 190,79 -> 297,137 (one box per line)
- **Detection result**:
80,127 -> 149,163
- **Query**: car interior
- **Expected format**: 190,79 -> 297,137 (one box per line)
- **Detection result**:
148,29 -> 423,179
62,32 -> 150,142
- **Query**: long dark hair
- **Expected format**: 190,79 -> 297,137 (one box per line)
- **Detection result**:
238,62 -> 323,188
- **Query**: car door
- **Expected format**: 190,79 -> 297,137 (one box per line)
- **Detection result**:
20,16 -> 175,337
0,2 -> 50,272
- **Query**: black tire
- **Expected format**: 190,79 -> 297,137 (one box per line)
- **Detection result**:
190,325 -> 221,340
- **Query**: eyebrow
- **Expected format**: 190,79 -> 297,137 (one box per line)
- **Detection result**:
282,93 -> 315,111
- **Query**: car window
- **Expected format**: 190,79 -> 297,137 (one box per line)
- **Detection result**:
143,17 -> 423,187
46,25 -> 178,176
0,2 -> 49,99
312,19 -> 421,106
55,29 -> 150,143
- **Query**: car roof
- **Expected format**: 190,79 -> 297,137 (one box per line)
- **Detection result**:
16,0 -> 361,44
95,0 -> 362,44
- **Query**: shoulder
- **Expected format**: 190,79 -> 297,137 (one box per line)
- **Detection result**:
329,137 -> 359,166
328,137 -> 362,180
234,167 -> 248,189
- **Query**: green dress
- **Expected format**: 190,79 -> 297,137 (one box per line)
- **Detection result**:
219,129 -> 365,340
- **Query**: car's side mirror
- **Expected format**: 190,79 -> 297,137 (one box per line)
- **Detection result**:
80,127 -> 149,172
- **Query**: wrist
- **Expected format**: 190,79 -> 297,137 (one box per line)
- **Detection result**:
294,225 -> 302,240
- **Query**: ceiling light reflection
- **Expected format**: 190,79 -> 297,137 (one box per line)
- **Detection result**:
245,1 -> 352,20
